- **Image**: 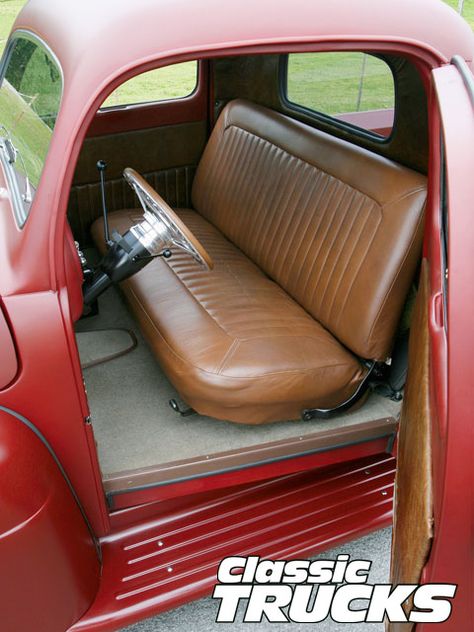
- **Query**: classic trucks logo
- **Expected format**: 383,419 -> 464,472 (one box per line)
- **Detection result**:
212,555 -> 456,624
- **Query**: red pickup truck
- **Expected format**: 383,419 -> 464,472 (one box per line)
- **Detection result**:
0,0 -> 473,630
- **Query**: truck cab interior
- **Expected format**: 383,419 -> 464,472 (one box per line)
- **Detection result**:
67,51 -> 429,499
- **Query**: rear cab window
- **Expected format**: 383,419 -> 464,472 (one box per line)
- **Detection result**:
0,32 -> 62,226
284,52 -> 395,138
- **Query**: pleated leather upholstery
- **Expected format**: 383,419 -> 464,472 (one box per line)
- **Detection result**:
92,209 -> 365,424
91,99 -> 426,423
192,100 -> 427,360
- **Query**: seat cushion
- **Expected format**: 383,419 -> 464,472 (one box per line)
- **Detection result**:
192,100 -> 426,360
92,209 -> 366,424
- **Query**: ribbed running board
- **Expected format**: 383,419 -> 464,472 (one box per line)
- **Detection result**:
72,453 -> 395,631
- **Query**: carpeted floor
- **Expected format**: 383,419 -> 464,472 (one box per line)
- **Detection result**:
77,329 -> 137,369
76,285 -> 400,475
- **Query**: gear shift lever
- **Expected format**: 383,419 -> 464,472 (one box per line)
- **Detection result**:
97,159 -> 111,246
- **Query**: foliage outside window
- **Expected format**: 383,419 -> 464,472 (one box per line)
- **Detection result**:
0,34 -> 62,223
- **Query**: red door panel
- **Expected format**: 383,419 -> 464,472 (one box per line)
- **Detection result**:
391,59 -> 474,631
0,407 -> 100,632
417,59 -> 474,632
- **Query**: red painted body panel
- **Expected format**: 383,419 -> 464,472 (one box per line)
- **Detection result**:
0,409 -> 99,632
72,454 -> 395,631
0,1 -> 472,629
416,64 -> 474,632
64,223 -> 84,323
336,108 -> 394,136
0,303 -> 17,389
0,291 -> 110,536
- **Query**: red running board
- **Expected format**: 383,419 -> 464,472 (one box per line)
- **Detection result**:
72,453 -> 395,631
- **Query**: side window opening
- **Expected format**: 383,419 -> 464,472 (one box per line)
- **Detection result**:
100,61 -> 198,110
284,52 -> 395,139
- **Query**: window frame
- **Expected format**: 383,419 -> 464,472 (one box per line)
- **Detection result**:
88,60 -> 208,138
279,52 -> 396,144
0,29 -> 63,228
98,60 -> 200,112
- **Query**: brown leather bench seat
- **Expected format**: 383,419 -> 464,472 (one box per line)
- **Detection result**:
92,99 -> 427,424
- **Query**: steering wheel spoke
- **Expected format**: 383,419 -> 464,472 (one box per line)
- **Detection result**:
123,167 -> 213,270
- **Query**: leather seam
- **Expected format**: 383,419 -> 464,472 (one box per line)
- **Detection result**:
163,239 -> 241,342
323,196 -> 372,322
333,202 -> 382,334
306,186 -> 360,307
381,186 -> 427,207
167,212 -> 287,343
169,221 -> 323,344
228,333 -> 340,341
125,284 -> 359,380
217,339 -> 240,374
223,123 -> 425,207
365,203 -> 426,358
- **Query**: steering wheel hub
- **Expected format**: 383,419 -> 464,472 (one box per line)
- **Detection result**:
129,210 -> 170,255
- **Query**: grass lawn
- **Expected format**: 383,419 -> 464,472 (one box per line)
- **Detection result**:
0,0 -> 472,111
102,62 -> 198,109
0,0 -> 23,47
444,0 -> 474,27
287,52 -> 395,118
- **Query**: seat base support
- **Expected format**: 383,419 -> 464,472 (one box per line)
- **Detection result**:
301,361 -> 377,420
169,398 -> 196,418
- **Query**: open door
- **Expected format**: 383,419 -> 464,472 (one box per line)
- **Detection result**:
390,59 -> 474,631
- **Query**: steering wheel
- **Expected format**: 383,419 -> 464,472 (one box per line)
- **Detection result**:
124,167 -> 213,270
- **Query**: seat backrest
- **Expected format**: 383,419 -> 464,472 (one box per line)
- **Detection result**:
192,100 -> 426,360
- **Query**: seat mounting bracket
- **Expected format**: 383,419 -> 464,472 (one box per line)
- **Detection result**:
301,361 -> 378,421
169,398 -> 196,417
